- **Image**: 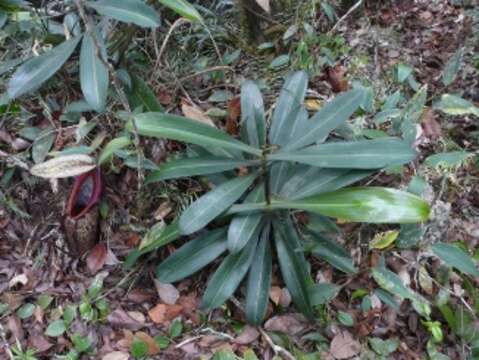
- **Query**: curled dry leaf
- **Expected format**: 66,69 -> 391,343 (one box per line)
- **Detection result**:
154,280 -> 180,305
181,101 -> 215,127
234,325 -> 259,345
255,0 -> 270,13
148,303 -> 183,324
269,286 -> 282,306
30,154 -> 96,179
329,331 -> 361,359
107,308 -> 145,331
264,314 -> 307,335
86,243 -> 107,274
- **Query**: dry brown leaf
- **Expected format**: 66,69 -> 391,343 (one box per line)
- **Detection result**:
102,351 -> 130,360
154,280 -> 180,305
87,244 -> 107,274
421,108 -> 441,140
329,331 -> 361,359
107,308 -> 145,331
304,99 -> 322,111
29,334 -> 52,353
234,325 -> 259,345
279,288 -> 292,308
135,332 -> 160,355
181,102 -> 215,127
255,0 -> 270,13
326,65 -> 349,93
269,286 -> 282,306
226,97 -> 241,136
148,303 -> 183,324
264,314 -> 306,335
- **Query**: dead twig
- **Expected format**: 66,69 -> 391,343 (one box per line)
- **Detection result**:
329,0 -> 363,34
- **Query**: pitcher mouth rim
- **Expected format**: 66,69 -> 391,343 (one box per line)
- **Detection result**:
65,168 -> 102,220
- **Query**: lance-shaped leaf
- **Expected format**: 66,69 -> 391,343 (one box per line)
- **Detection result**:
270,187 -> 431,224
86,0 -> 160,27
434,94 -> 479,117
273,217 -> 315,319
80,30 -> 109,112
280,166 -> 372,200
284,88 -> 365,150
201,231 -> 258,310
146,157 -> 259,184
269,138 -> 416,169
227,184 -> 264,253
245,223 -> 272,325
179,173 -> 257,235
7,36 -> 82,99
98,136 -> 132,165
269,71 -> 308,146
156,228 -> 227,283
241,80 -> 266,147
30,154 -> 96,179
158,0 -> 203,22
308,233 -> 357,274
126,74 -> 163,112
124,222 -> 180,270
128,113 -> 262,156
432,243 -> 479,277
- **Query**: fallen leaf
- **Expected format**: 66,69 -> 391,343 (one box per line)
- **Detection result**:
181,102 -> 215,127
107,308 -> 145,331
9,273 -> 28,288
255,0 -> 270,13
102,351 -> 130,360
421,108 -> 441,140
304,98 -> 322,111
29,334 -> 52,353
135,331 -> 160,355
148,303 -> 183,324
234,325 -> 259,345
87,244 -> 107,273
264,314 -> 306,335
154,280 -> 180,305
127,311 -> 146,324
226,97 -> 241,136
7,315 -> 23,340
330,331 -> 361,359
279,288 -> 292,308
269,286 -> 282,306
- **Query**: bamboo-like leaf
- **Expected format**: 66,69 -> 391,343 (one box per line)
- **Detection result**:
98,136 -> 132,165
129,113 -> 262,156
179,173 -> 257,235
241,80 -> 265,148
308,233 -> 357,273
434,94 -> 479,117
227,185 -> 264,253
442,48 -> 463,86
271,187 -> 431,224
86,0 -> 160,27
201,231 -> 258,310
269,138 -> 416,169
124,222 -> 180,270
157,0 -> 203,22
284,88 -> 365,150
80,30 -> 109,112
273,217 -> 315,319
156,228 -> 227,283
245,223 -> 272,325
7,36 -> 81,99
126,74 -> 163,112
146,157 -> 258,184
269,71 -> 308,146
30,154 -> 96,178
432,243 -> 479,277
280,166 -> 372,200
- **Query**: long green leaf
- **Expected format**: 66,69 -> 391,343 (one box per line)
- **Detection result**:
98,136 -> 132,165
269,138 -> 416,169
126,74 -> 163,112
156,228 -> 227,283
271,187 -> 430,223
285,88 -> 365,150
273,217 -> 315,319
241,80 -> 265,148
179,173 -> 257,235
435,94 -> 479,117
245,223 -> 272,325
432,243 -> 479,277
86,0 -> 160,27
280,166 -> 372,200
146,157 -> 259,184
157,0 -> 203,22
7,36 -> 82,99
129,113 -> 262,156
80,30 -> 109,112
227,185 -> 264,253
269,71 -> 308,146
442,48 -> 463,86
124,222 -> 180,270
309,283 -> 339,305
201,231 -> 257,310
308,233 -> 357,273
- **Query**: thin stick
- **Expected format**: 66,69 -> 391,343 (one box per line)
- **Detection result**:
259,328 -> 296,360
153,18 -> 189,73
329,0 -> 363,34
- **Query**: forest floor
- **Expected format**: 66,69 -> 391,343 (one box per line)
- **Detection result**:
1,0 -> 479,359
